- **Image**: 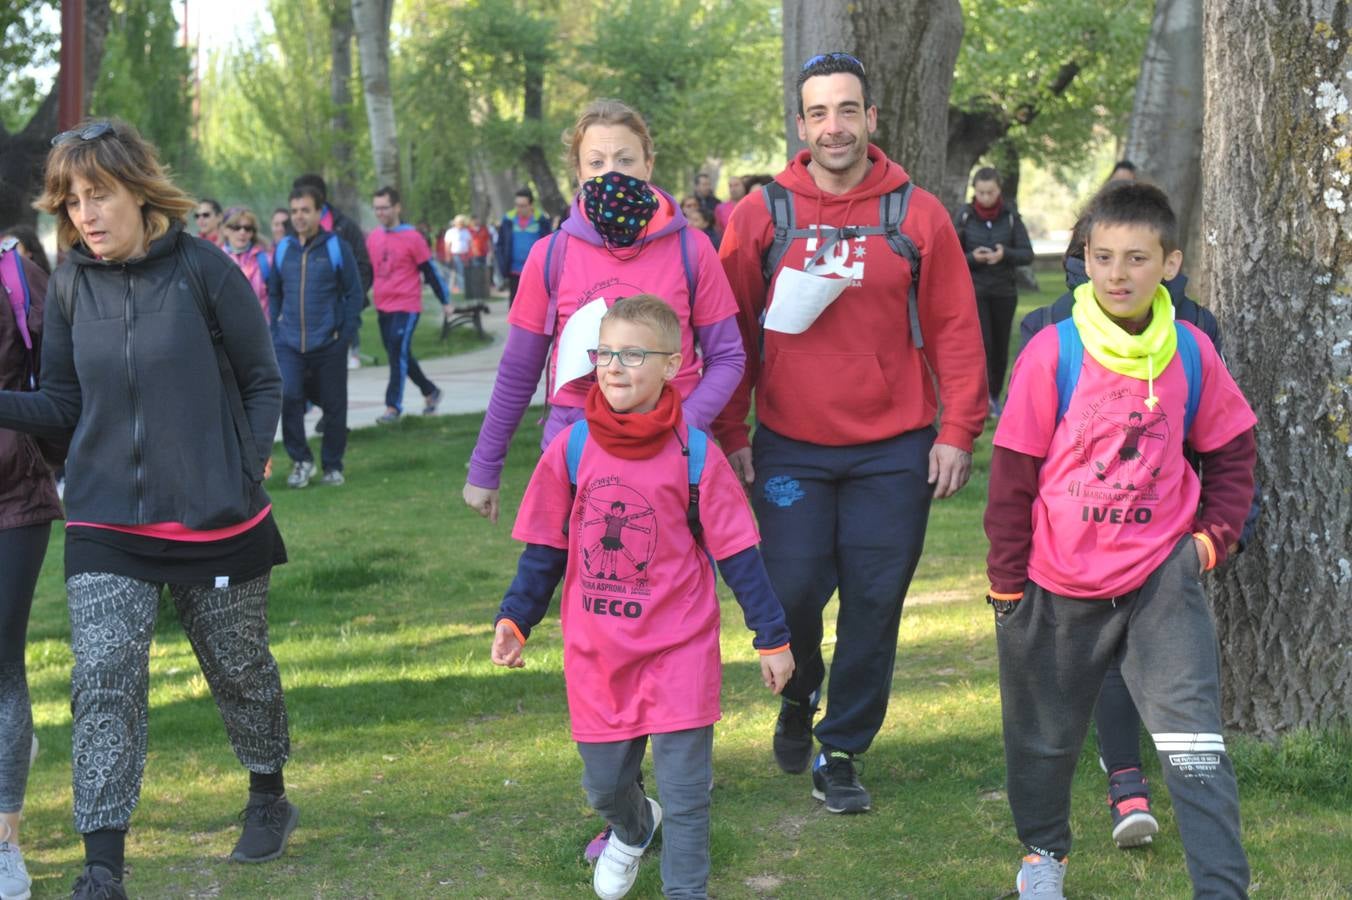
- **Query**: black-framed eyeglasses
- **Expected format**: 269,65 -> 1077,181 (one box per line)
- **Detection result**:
50,121 -> 117,147
802,52 -> 865,73
588,348 -> 675,367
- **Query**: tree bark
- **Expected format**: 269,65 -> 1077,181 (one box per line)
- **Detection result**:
352,0 -> 400,195
780,0 -> 963,195
1201,0 -> 1352,737
329,2 -> 358,217
520,54 -> 567,221
1125,0 -> 1204,285
0,0 -> 112,228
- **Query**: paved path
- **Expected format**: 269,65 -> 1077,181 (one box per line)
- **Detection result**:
279,298 -> 545,440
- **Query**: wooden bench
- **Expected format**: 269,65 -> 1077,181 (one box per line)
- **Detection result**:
441,303 -> 490,340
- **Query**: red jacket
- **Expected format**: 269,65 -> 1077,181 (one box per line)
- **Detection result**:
713,145 -> 987,453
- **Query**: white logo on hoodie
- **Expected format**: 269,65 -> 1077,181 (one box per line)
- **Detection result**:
801,227 -> 866,281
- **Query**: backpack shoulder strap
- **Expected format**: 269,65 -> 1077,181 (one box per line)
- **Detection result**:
1175,322 -> 1203,438
542,230 -> 569,336
256,247 -> 271,283
684,426 -> 707,543
760,181 -> 797,284
678,227 -> 697,309
565,419 -> 590,487
326,233 -> 344,273
273,237 -> 291,272
1055,317 -> 1084,425
0,247 -> 33,352
880,183 -> 923,348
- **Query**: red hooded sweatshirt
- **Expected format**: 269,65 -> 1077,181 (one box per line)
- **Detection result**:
712,145 -> 987,454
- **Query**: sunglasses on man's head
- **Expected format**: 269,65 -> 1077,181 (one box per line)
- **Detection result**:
801,52 -> 865,73
50,121 -> 117,147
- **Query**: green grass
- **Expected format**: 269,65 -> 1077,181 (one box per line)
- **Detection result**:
17,269 -> 1352,898
353,288 -> 496,367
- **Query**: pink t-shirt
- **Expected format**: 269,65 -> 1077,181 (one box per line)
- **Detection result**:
995,322 -> 1256,598
512,425 -> 760,742
506,211 -> 738,408
367,226 -> 432,313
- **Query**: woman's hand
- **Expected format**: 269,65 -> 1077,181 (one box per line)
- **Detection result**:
463,482 -> 501,523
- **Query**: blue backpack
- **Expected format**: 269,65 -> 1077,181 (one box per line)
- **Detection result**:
1054,317 -> 1203,439
563,420 -> 708,544
272,233 -> 343,277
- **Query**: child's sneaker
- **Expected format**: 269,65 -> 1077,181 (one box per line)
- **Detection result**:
811,747 -> 870,813
1016,852 -> 1066,899
0,836 -> 32,900
592,797 -> 661,900
1107,767 -> 1159,848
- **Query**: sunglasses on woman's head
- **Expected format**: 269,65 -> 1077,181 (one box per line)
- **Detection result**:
50,121 -> 116,147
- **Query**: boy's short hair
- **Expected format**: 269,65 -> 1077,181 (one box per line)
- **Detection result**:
1082,182 -> 1179,256
602,295 -> 681,351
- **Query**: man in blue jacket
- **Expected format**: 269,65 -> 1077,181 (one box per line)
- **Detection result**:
494,187 -> 550,307
268,184 -> 364,488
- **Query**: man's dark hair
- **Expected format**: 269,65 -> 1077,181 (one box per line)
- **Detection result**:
292,173 -> 329,204
1082,182 -> 1179,256
1111,159 -> 1138,177
795,52 -> 872,117
373,186 -> 400,205
972,167 -> 1001,187
514,187 -> 534,204
199,197 -> 222,215
289,184 -> 325,208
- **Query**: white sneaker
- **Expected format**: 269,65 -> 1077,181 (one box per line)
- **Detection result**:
0,835 -> 31,900
347,352 -> 361,370
593,797 -> 661,900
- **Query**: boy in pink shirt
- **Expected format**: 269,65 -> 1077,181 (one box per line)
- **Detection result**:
491,295 -> 793,900
984,183 -> 1256,899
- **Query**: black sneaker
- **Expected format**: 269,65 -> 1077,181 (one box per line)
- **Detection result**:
773,694 -> 818,773
231,793 -> 299,863
811,748 -> 871,813
71,864 -> 128,899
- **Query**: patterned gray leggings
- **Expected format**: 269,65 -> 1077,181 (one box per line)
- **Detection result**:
66,572 -> 290,833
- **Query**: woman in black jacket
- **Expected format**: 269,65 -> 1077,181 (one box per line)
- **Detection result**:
0,243 -> 60,900
954,167 -> 1034,416
0,119 -> 297,899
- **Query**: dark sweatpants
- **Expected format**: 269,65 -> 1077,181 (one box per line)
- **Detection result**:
976,290 -> 1018,402
996,536 -> 1249,898
0,523 -> 50,814
752,425 -> 934,755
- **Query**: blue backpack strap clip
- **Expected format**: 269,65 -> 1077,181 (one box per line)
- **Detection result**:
1054,317 -> 1084,425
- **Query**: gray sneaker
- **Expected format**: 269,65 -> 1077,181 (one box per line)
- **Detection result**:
287,460 -> 315,489
0,837 -> 31,900
320,469 -> 345,486
1016,852 -> 1066,899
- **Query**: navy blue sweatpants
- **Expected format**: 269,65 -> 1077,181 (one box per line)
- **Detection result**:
751,425 -> 934,755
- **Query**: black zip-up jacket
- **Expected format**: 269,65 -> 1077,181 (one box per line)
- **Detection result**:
0,250 -> 62,530
0,225 -> 281,530
954,201 -> 1034,298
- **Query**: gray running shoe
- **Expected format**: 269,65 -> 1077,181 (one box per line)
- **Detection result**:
423,388 -> 443,415
287,460 -> 315,489
1016,852 -> 1066,899
231,793 -> 299,863
0,837 -> 32,900
320,469 -> 346,486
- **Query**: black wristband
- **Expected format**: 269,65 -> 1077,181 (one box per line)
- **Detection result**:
987,594 -> 1019,616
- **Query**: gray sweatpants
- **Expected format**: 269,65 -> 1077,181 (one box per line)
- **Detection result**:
578,726 -> 714,900
0,522 -> 51,814
996,536 -> 1249,899
66,572 -> 290,833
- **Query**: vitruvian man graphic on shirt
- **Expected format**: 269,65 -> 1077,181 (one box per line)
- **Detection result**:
1081,391 -> 1173,494
577,479 -> 657,583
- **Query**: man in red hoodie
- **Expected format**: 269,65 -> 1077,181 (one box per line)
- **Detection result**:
714,52 -> 987,814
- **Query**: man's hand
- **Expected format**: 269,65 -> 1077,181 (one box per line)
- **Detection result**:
491,620 -> 525,668
263,457 -> 273,480
727,447 -> 756,491
760,649 -> 795,695
463,482 -> 501,523
928,443 -> 973,499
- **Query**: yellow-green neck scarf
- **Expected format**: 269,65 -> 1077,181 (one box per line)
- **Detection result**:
1071,282 -> 1176,408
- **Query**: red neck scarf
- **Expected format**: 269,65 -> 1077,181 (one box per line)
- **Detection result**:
584,382 -> 683,460
973,197 -> 1004,222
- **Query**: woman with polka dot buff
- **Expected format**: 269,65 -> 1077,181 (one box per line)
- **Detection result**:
463,98 -> 745,523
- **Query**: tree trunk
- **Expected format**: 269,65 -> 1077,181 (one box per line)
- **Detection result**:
0,0 -> 112,228
780,0 -> 963,195
520,54 -> 567,221
352,0 -> 399,195
941,106 -> 1007,213
1201,0 -> 1352,737
329,2 -> 358,217
1125,0 -> 1204,287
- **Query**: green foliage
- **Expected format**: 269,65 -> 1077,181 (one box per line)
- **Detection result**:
954,0 -> 1152,178
193,0 -> 370,215
0,0 -> 58,132
89,0 -> 194,173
